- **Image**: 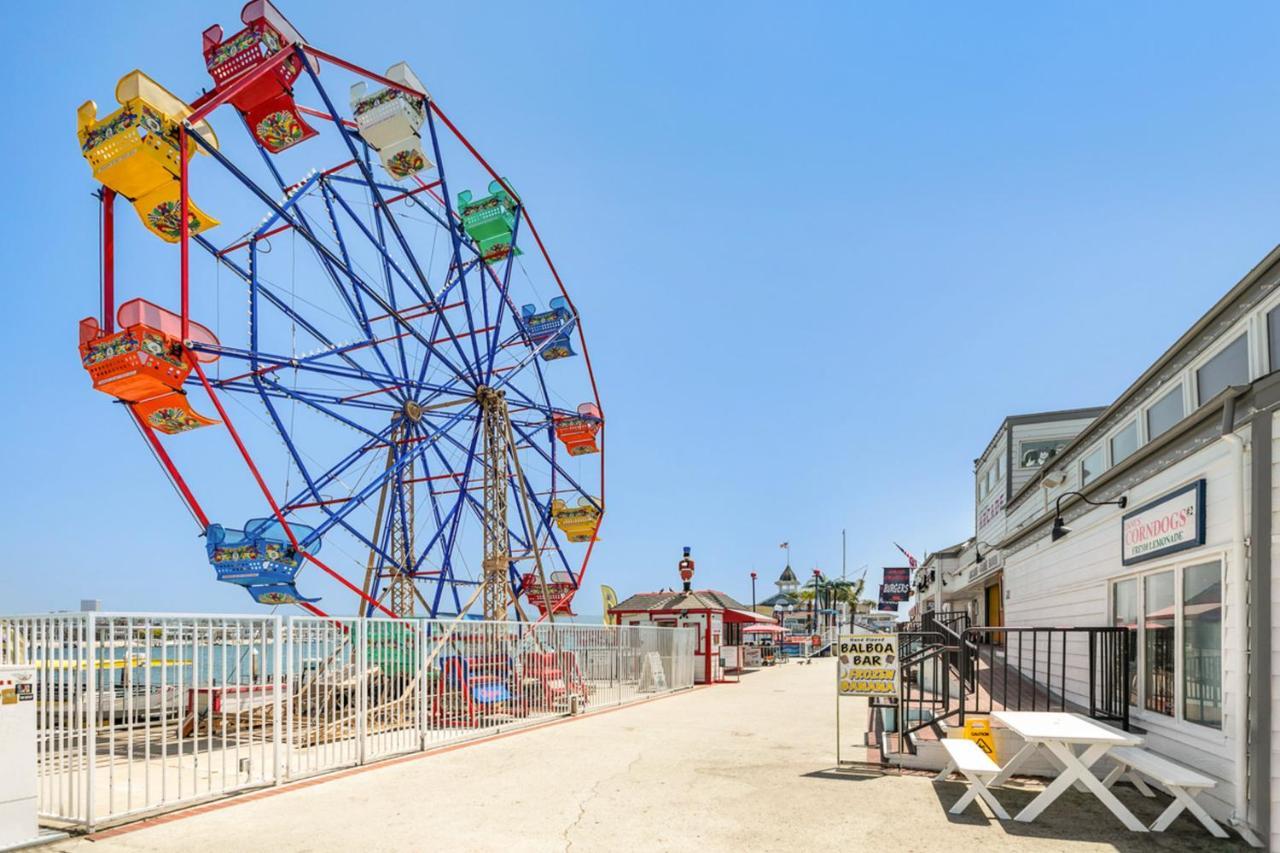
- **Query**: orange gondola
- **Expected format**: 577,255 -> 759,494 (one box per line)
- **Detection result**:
79,299 -> 221,434
553,403 -> 602,456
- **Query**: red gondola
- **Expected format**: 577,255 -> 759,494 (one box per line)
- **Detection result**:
201,1 -> 319,153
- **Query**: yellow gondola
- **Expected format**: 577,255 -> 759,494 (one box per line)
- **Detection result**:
550,497 -> 602,543
77,70 -> 221,242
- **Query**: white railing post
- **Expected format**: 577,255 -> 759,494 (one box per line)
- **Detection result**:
84,612 -> 96,831
418,620 -> 429,752
272,615 -> 283,785
356,619 -> 367,766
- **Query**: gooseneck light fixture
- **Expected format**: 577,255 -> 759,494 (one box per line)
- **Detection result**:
1051,491 -> 1128,542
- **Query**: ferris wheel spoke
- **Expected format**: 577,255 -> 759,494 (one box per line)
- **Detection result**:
322,175 -> 435,321
256,375 -> 394,442
298,393 -> 484,553
311,178 -> 410,387
508,468 -> 576,584
300,62 -> 485,389
190,130 -> 481,392
297,429 -> 422,551
208,378 -> 400,415
479,207 -> 524,385
195,234 -> 409,398
423,415 -> 484,615
280,420 -> 401,515
253,382 -> 402,570
200,343 -> 413,404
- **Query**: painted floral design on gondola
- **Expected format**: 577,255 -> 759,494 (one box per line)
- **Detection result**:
353,88 -> 423,119
256,110 -> 304,151
208,30 -> 261,68
147,406 -> 204,434
541,343 -> 573,361
139,332 -> 185,367
82,331 -> 139,366
146,201 -> 205,240
81,108 -> 137,153
386,149 -> 426,179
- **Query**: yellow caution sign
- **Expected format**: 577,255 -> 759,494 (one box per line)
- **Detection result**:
963,717 -> 998,763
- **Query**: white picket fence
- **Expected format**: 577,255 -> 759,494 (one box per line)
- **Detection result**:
0,613 -> 696,830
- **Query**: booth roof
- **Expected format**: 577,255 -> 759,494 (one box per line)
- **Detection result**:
611,588 -> 757,615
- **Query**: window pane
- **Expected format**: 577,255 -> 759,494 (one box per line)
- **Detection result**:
1112,579 -> 1138,705
1144,572 -> 1175,717
1146,385 -> 1184,440
1111,421 -> 1139,465
1197,334 -> 1248,406
1183,562 -> 1222,729
1020,440 -> 1066,469
1081,446 -> 1105,485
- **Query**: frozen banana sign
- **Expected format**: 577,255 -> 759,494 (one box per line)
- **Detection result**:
836,635 -> 899,697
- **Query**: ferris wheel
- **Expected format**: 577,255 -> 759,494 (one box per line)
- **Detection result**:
75,1 -> 603,621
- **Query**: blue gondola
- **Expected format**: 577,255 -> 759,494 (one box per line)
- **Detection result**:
205,517 -> 321,605
520,296 -> 576,361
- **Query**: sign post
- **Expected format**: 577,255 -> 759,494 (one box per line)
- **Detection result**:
835,633 -> 900,768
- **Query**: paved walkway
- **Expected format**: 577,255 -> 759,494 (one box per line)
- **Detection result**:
57,660 -> 1246,852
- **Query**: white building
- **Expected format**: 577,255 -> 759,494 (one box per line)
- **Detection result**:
916,409 -> 1102,627
977,246 -> 1280,846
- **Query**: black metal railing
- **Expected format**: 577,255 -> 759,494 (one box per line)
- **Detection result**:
922,610 -> 970,640
959,626 -> 1129,731
896,630 -> 962,751
889,624 -> 1131,755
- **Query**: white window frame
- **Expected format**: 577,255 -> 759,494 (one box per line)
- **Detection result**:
1108,418 -> 1143,467
1079,443 -> 1107,486
1190,329 -> 1253,408
1108,551 -> 1228,741
1143,382 -> 1188,442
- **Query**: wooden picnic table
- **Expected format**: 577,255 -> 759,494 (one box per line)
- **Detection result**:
988,711 -> 1147,832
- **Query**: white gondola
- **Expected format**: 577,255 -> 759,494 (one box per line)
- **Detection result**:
349,62 -> 433,181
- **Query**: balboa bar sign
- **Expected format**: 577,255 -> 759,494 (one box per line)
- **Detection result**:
1121,479 -> 1206,566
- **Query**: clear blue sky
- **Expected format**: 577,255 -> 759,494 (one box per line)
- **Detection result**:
3,2 -> 1279,615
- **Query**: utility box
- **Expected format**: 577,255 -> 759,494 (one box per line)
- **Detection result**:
0,665 -> 38,850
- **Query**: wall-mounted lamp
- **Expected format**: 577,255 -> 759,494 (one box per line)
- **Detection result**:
1051,491 -> 1127,542
1041,470 -> 1068,489
974,540 -> 996,563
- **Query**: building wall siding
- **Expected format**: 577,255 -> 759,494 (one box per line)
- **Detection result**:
1004,436 -> 1243,821
1270,409 -> 1280,847
1008,417 -> 1098,496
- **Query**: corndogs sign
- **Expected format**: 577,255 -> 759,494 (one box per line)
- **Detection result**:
1121,479 -> 1206,566
837,635 -> 899,697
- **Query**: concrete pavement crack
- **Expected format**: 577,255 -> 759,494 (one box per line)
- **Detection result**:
563,751 -> 643,852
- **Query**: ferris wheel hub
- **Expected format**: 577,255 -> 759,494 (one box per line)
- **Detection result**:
475,385 -> 506,408
402,400 -> 423,422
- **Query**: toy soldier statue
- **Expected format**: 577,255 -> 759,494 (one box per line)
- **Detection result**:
678,546 -> 695,592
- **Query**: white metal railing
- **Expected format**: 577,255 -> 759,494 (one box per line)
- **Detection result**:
0,613 -> 696,830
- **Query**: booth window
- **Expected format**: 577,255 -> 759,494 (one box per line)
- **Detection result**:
1111,421 -> 1140,466
1112,579 -> 1138,705
1196,333 -> 1248,406
1143,571 -> 1175,717
1182,562 -> 1222,729
1146,384 -> 1184,440
1080,445 -> 1106,486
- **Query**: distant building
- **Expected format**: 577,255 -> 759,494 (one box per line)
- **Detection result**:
757,564 -> 799,615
